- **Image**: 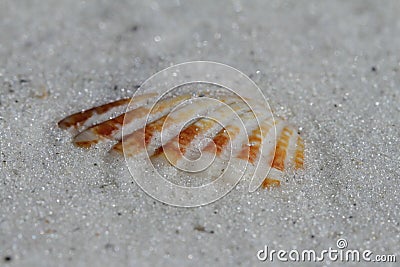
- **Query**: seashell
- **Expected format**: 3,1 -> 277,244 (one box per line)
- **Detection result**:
58,89 -> 304,192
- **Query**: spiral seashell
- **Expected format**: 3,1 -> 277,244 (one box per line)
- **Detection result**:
57,62 -> 304,206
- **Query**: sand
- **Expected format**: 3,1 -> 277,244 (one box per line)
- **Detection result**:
0,0 -> 399,266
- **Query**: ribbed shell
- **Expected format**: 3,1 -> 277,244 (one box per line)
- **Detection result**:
58,92 -> 304,189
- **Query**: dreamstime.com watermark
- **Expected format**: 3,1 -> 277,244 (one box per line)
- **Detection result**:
257,238 -> 397,263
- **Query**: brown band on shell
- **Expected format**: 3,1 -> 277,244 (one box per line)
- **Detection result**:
271,126 -> 293,171
294,136 -> 304,169
58,98 -> 131,130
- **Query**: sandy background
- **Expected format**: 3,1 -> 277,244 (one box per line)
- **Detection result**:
1,0 -> 399,266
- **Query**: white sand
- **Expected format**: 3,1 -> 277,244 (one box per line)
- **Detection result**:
0,0 -> 399,266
